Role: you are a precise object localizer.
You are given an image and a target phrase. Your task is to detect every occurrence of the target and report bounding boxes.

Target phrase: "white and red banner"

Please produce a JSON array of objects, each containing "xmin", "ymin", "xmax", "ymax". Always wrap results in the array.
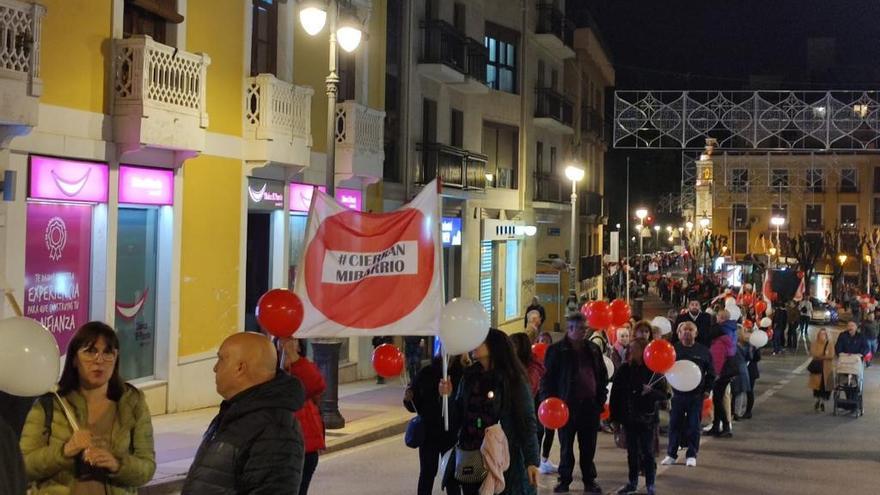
[{"xmin": 293, "ymin": 181, "xmax": 442, "ymax": 337}]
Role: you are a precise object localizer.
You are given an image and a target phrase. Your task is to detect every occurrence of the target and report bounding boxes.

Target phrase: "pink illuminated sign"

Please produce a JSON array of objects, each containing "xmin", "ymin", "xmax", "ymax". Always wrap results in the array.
[
  {"xmin": 336, "ymin": 187, "xmax": 363, "ymax": 211},
  {"xmin": 118, "ymin": 166, "xmax": 174, "ymax": 205},
  {"xmin": 29, "ymin": 155, "xmax": 108, "ymax": 203},
  {"xmin": 289, "ymin": 182, "xmax": 326, "ymax": 212}
]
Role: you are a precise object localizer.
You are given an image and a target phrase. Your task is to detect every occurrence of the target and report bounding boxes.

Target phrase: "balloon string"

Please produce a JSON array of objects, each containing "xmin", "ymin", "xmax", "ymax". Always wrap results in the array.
[
  {"xmin": 5, "ymin": 289, "xmax": 22, "ymax": 317},
  {"xmin": 52, "ymin": 391, "xmax": 80, "ymax": 432},
  {"xmin": 647, "ymin": 372, "xmax": 666, "ymax": 387}
]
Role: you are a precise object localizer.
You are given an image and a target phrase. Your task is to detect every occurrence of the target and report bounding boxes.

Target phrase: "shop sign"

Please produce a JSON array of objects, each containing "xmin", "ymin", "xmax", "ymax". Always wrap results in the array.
[
  {"xmin": 24, "ymin": 202, "xmax": 92, "ymax": 354},
  {"xmin": 548, "ymin": 227, "xmax": 561, "ymax": 236},
  {"xmin": 247, "ymin": 178, "xmax": 285, "ymax": 210},
  {"xmin": 535, "ymin": 272, "xmax": 560, "ymax": 284},
  {"xmin": 29, "ymin": 155, "xmax": 108, "ymax": 203},
  {"xmin": 119, "ymin": 166, "xmax": 174, "ymax": 205},
  {"xmin": 289, "ymin": 182, "xmax": 326, "ymax": 212},
  {"xmin": 441, "ymin": 217, "xmax": 462, "ymax": 246},
  {"xmin": 482, "ymin": 219, "xmax": 524, "ymax": 241},
  {"xmin": 336, "ymin": 187, "xmax": 363, "ymax": 211}
]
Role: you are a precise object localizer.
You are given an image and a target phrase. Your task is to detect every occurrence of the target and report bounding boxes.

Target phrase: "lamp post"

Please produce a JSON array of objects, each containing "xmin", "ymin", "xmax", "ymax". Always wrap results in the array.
[
  {"xmin": 635, "ymin": 208, "xmax": 648, "ymax": 257},
  {"xmin": 653, "ymin": 225, "xmax": 661, "ymax": 251},
  {"xmin": 866, "ymin": 254, "xmax": 872, "ymax": 295},
  {"xmin": 769, "ymin": 246, "xmax": 777, "ymax": 269},
  {"xmin": 299, "ymin": 0, "xmax": 364, "ymax": 430},
  {"xmin": 770, "ymin": 215, "xmax": 785, "ymax": 249},
  {"xmin": 565, "ymin": 165, "xmax": 585, "ymax": 293},
  {"xmin": 838, "ymin": 253, "xmax": 848, "ymax": 301},
  {"xmin": 699, "ymin": 217, "xmax": 710, "ymax": 273}
]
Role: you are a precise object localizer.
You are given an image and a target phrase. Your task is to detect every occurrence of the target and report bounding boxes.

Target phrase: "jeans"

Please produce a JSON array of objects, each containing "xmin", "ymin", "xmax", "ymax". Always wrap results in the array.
[
  {"xmin": 625, "ymin": 422, "xmax": 657, "ymax": 487},
  {"xmin": 712, "ymin": 379, "xmax": 732, "ymax": 431},
  {"xmin": 418, "ymin": 442, "xmax": 459, "ymax": 495},
  {"xmin": 558, "ymin": 405, "xmax": 600, "ymax": 484},
  {"xmin": 299, "ymin": 452, "xmax": 319, "ymax": 495},
  {"xmin": 867, "ymin": 338, "xmax": 878, "ymax": 358},
  {"xmin": 667, "ymin": 394, "xmax": 703, "ymax": 459}
]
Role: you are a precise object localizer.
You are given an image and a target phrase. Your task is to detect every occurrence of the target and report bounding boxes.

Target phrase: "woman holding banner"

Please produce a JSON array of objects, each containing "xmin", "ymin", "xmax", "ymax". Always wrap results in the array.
[
  {"xmin": 439, "ymin": 328, "xmax": 540, "ymax": 495},
  {"xmin": 20, "ymin": 322, "xmax": 156, "ymax": 494}
]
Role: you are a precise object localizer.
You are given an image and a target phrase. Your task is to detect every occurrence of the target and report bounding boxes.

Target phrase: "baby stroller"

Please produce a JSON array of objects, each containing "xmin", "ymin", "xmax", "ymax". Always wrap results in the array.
[{"xmin": 832, "ymin": 353, "xmax": 864, "ymax": 416}]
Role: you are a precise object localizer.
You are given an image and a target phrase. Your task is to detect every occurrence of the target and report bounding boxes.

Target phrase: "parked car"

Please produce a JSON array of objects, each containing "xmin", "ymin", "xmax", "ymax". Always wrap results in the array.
[{"xmin": 810, "ymin": 297, "xmax": 838, "ymax": 324}]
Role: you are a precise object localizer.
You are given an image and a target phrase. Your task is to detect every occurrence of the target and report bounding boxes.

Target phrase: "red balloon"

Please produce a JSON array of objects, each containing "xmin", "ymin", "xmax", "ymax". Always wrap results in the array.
[
  {"xmin": 585, "ymin": 301, "xmax": 613, "ymax": 329},
  {"xmin": 644, "ymin": 339, "xmax": 676, "ymax": 373},
  {"xmin": 256, "ymin": 289, "xmax": 304, "ymax": 338},
  {"xmin": 867, "ymin": 352, "xmax": 874, "ymax": 363},
  {"xmin": 766, "ymin": 328, "xmax": 774, "ymax": 340},
  {"xmin": 754, "ymin": 301, "xmax": 767, "ymax": 316},
  {"xmin": 531, "ymin": 342, "xmax": 549, "ymax": 363},
  {"xmin": 372, "ymin": 344, "xmax": 404, "ymax": 378},
  {"xmin": 702, "ymin": 397, "xmax": 713, "ymax": 417},
  {"xmin": 600, "ymin": 402, "xmax": 610, "ymax": 421},
  {"xmin": 742, "ymin": 294, "xmax": 754, "ymax": 306},
  {"xmin": 538, "ymin": 397, "xmax": 570, "ymax": 429},
  {"xmin": 609, "ymin": 299, "xmax": 631, "ymax": 327},
  {"xmin": 744, "ymin": 319, "xmax": 754, "ymax": 329}
]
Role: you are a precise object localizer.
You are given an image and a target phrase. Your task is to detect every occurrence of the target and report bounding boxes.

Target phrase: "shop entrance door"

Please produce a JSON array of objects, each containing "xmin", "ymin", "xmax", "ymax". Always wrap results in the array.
[{"xmin": 244, "ymin": 212, "xmax": 271, "ymax": 331}]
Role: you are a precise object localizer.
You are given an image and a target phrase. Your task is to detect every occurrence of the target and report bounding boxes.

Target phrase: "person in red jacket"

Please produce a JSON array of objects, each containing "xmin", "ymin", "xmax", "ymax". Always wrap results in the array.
[{"xmin": 280, "ymin": 338, "xmax": 326, "ymax": 495}]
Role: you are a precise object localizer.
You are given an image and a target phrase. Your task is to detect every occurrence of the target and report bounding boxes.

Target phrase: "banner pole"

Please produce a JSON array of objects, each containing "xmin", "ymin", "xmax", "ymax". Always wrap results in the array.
[
  {"xmin": 436, "ymin": 177, "xmax": 450, "ymax": 431},
  {"xmin": 443, "ymin": 353, "xmax": 449, "ymax": 431}
]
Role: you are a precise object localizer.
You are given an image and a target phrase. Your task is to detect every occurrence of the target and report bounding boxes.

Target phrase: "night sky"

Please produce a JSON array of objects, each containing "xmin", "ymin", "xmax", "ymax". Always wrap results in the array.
[{"xmin": 569, "ymin": 0, "xmax": 880, "ymax": 227}]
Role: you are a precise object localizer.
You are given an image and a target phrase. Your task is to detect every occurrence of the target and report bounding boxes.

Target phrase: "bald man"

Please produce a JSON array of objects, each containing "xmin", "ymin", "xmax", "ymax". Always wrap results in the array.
[{"xmin": 182, "ymin": 332, "xmax": 306, "ymax": 494}]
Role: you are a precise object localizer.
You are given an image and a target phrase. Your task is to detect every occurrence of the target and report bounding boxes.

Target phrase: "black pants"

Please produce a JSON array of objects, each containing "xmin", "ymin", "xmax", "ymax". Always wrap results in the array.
[
  {"xmin": 745, "ymin": 375, "xmax": 758, "ymax": 415},
  {"xmin": 537, "ymin": 426, "xmax": 555, "ymax": 458},
  {"xmin": 418, "ymin": 442, "xmax": 459, "ymax": 495},
  {"xmin": 299, "ymin": 452, "xmax": 319, "ymax": 495},
  {"xmin": 667, "ymin": 394, "xmax": 702, "ymax": 458},
  {"xmin": 712, "ymin": 378, "xmax": 731, "ymax": 431},
  {"xmin": 624, "ymin": 422, "xmax": 656, "ymax": 487},
  {"xmin": 797, "ymin": 316, "xmax": 811, "ymax": 346},
  {"xmin": 558, "ymin": 405, "xmax": 599, "ymax": 485}
]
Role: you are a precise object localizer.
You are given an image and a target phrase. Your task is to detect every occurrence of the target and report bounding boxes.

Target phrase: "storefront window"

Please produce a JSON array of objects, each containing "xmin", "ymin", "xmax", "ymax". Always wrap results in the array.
[
  {"xmin": 288, "ymin": 214, "xmax": 308, "ymax": 288},
  {"xmin": 115, "ymin": 208, "xmax": 159, "ymax": 380}
]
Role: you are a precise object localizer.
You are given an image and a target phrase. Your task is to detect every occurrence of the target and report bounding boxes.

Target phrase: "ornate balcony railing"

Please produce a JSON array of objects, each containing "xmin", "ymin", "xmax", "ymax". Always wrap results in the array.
[
  {"xmin": 0, "ymin": 0, "xmax": 43, "ymax": 96},
  {"xmin": 245, "ymin": 74, "xmax": 313, "ymax": 143},
  {"xmin": 417, "ymin": 142, "xmax": 487, "ymax": 190},
  {"xmin": 114, "ymin": 35, "xmax": 210, "ymax": 126},
  {"xmin": 335, "ymin": 100, "xmax": 385, "ymax": 155},
  {"xmin": 535, "ymin": 87, "xmax": 574, "ymax": 127}
]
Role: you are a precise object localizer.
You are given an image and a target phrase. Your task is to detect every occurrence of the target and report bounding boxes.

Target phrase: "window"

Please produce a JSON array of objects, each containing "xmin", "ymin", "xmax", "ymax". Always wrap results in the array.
[
  {"xmin": 250, "ymin": 0, "xmax": 278, "ymax": 76},
  {"xmin": 454, "ymin": 3, "xmax": 466, "ymax": 31},
  {"xmin": 504, "ymin": 240, "xmax": 520, "ymax": 321},
  {"xmin": 807, "ymin": 168, "xmax": 824, "ymax": 192},
  {"xmin": 840, "ymin": 168, "xmax": 858, "ymax": 192},
  {"xmin": 422, "ymin": 98, "xmax": 437, "ymax": 143},
  {"xmin": 730, "ymin": 168, "xmax": 748, "ymax": 192},
  {"xmin": 840, "ymin": 204, "xmax": 858, "ymax": 227},
  {"xmin": 535, "ymin": 141, "xmax": 544, "ymax": 174},
  {"xmin": 732, "ymin": 203, "xmax": 748, "ymax": 228},
  {"xmin": 115, "ymin": 208, "xmax": 159, "ymax": 380},
  {"xmin": 338, "ymin": 51, "xmax": 357, "ymax": 102},
  {"xmin": 482, "ymin": 122, "xmax": 519, "ymax": 189},
  {"xmin": 485, "ymin": 23, "xmax": 518, "ymax": 93},
  {"xmin": 451, "ymin": 109, "xmax": 463, "ymax": 148},
  {"xmin": 123, "ymin": 0, "xmax": 183, "ymax": 44},
  {"xmin": 805, "ymin": 204, "xmax": 823, "ymax": 230},
  {"xmin": 549, "ymin": 146, "xmax": 557, "ymax": 173},
  {"xmin": 771, "ymin": 168, "xmax": 788, "ymax": 191},
  {"xmin": 732, "ymin": 231, "xmax": 748, "ymax": 256}
]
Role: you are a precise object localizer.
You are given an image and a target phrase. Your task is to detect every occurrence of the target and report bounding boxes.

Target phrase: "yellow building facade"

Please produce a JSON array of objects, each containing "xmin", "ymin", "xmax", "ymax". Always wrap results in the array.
[{"xmin": 0, "ymin": 0, "xmax": 387, "ymax": 414}]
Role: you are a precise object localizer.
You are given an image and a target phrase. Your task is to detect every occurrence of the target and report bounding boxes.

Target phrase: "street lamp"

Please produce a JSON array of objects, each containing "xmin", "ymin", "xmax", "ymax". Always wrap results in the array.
[
  {"xmin": 299, "ymin": 0, "xmax": 364, "ymax": 431},
  {"xmin": 635, "ymin": 208, "xmax": 648, "ymax": 257},
  {"xmin": 699, "ymin": 217, "xmax": 710, "ymax": 229},
  {"xmin": 838, "ymin": 254, "xmax": 848, "ymax": 301},
  {"xmin": 686, "ymin": 221, "xmax": 694, "ymax": 231},
  {"xmin": 565, "ymin": 165, "xmax": 585, "ymax": 292},
  {"xmin": 653, "ymin": 225, "xmax": 661, "ymax": 251},
  {"xmin": 866, "ymin": 254, "xmax": 873, "ymax": 294},
  {"xmin": 769, "ymin": 246, "xmax": 777, "ymax": 269},
  {"xmin": 770, "ymin": 215, "xmax": 785, "ymax": 246}
]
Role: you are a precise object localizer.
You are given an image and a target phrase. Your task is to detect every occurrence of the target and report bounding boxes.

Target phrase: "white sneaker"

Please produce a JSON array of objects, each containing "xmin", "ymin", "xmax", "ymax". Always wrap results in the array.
[
  {"xmin": 686, "ymin": 457, "xmax": 697, "ymax": 467},
  {"xmin": 660, "ymin": 456, "xmax": 676, "ymax": 465},
  {"xmin": 538, "ymin": 459, "xmax": 558, "ymax": 474}
]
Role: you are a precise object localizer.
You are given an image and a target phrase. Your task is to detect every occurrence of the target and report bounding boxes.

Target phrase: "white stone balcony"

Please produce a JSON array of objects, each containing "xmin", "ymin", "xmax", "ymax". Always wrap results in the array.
[
  {"xmin": 244, "ymin": 74, "xmax": 313, "ymax": 170},
  {"xmin": 334, "ymin": 101, "xmax": 385, "ymax": 184},
  {"xmin": 112, "ymin": 35, "xmax": 211, "ymax": 166},
  {"xmin": 0, "ymin": 0, "xmax": 44, "ymax": 145}
]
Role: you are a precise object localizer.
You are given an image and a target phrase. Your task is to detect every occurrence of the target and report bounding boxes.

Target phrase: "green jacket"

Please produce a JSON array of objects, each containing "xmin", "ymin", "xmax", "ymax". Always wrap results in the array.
[{"xmin": 19, "ymin": 385, "xmax": 156, "ymax": 494}]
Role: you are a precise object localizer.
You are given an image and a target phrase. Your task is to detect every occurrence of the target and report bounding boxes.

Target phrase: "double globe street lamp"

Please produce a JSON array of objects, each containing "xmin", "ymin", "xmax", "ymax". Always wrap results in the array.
[{"xmin": 565, "ymin": 165, "xmax": 585, "ymax": 292}]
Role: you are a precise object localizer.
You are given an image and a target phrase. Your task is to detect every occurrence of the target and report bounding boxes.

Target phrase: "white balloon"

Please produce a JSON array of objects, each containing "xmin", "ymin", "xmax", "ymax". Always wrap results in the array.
[
  {"xmin": 749, "ymin": 329, "xmax": 769, "ymax": 348},
  {"xmin": 603, "ymin": 355, "xmax": 615, "ymax": 378},
  {"xmin": 727, "ymin": 305, "xmax": 742, "ymax": 321},
  {"xmin": 759, "ymin": 317, "xmax": 772, "ymax": 328},
  {"xmin": 665, "ymin": 359, "xmax": 702, "ymax": 392},
  {"xmin": 0, "ymin": 317, "xmax": 60, "ymax": 396},
  {"xmin": 650, "ymin": 316, "xmax": 672, "ymax": 335},
  {"xmin": 439, "ymin": 298, "xmax": 490, "ymax": 356}
]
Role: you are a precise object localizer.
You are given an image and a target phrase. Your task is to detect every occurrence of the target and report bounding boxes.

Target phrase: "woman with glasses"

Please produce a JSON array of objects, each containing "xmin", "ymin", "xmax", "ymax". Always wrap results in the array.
[{"xmin": 20, "ymin": 321, "xmax": 156, "ymax": 494}]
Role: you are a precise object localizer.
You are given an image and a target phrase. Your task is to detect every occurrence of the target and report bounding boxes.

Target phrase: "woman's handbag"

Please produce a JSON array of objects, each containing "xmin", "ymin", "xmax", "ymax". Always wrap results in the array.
[
  {"xmin": 404, "ymin": 415, "xmax": 425, "ymax": 448},
  {"xmin": 807, "ymin": 342, "xmax": 828, "ymax": 374},
  {"xmin": 454, "ymin": 447, "xmax": 488, "ymax": 484}
]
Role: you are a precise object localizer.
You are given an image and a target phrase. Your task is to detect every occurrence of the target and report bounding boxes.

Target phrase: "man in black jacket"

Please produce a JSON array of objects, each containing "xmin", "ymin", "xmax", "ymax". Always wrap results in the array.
[
  {"xmin": 661, "ymin": 321, "xmax": 715, "ymax": 468},
  {"xmin": 183, "ymin": 332, "xmax": 305, "ymax": 494},
  {"xmin": 672, "ymin": 299, "xmax": 713, "ymax": 347},
  {"xmin": 541, "ymin": 313, "xmax": 609, "ymax": 494}
]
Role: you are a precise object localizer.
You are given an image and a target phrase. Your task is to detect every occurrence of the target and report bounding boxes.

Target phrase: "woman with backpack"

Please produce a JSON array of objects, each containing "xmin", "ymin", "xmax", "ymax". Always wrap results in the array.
[
  {"xmin": 439, "ymin": 329, "xmax": 540, "ymax": 495},
  {"xmin": 19, "ymin": 322, "xmax": 156, "ymax": 494}
]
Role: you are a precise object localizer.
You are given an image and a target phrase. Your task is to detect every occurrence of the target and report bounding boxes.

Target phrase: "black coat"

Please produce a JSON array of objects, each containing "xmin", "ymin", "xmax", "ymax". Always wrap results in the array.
[
  {"xmin": 182, "ymin": 372, "xmax": 306, "ymax": 495},
  {"xmin": 608, "ymin": 362, "xmax": 669, "ymax": 426},
  {"xmin": 540, "ymin": 337, "xmax": 608, "ymax": 410}
]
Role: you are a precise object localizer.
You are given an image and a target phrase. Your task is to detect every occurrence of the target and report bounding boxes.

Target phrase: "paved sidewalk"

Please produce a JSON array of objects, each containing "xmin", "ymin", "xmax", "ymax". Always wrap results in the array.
[{"xmin": 141, "ymin": 378, "xmax": 410, "ymax": 494}]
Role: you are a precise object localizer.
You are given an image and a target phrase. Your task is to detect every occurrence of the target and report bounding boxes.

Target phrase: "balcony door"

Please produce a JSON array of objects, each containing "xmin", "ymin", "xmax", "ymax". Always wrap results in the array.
[
  {"xmin": 123, "ymin": 0, "xmax": 184, "ymax": 44},
  {"xmin": 251, "ymin": 0, "xmax": 278, "ymax": 76}
]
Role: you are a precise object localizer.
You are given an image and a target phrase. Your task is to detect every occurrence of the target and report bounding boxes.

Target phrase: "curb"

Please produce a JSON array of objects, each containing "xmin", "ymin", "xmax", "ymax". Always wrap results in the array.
[{"xmin": 138, "ymin": 418, "xmax": 410, "ymax": 494}]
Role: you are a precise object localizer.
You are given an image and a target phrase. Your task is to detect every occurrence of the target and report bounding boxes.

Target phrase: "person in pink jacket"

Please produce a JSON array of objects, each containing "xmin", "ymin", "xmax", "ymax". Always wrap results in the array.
[{"xmin": 707, "ymin": 325, "xmax": 735, "ymax": 438}]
